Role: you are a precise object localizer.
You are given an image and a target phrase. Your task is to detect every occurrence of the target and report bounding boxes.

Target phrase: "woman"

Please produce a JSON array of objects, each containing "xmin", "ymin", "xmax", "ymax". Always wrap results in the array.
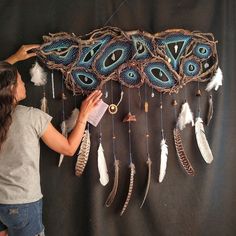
[{"xmin": 0, "ymin": 45, "xmax": 102, "ymax": 236}]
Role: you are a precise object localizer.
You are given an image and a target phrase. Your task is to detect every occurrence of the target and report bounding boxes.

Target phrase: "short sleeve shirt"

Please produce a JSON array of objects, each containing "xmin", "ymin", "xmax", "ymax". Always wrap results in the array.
[{"xmin": 0, "ymin": 105, "xmax": 52, "ymax": 204}]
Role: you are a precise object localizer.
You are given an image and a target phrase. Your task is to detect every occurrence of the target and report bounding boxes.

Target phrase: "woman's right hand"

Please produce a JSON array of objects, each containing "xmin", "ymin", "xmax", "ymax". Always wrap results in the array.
[
  {"xmin": 5, "ymin": 44, "xmax": 40, "ymax": 64},
  {"xmin": 79, "ymin": 90, "xmax": 103, "ymax": 122}
]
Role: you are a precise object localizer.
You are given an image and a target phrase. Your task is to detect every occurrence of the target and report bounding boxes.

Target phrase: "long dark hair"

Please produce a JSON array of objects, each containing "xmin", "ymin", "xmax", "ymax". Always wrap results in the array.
[{"xmin": 0, "ymin": 61, "xmax": 17, "ymax": 150}]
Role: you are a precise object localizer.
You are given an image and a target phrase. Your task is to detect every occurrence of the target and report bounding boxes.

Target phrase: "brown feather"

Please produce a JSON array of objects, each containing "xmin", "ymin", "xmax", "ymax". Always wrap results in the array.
[
  {"xmin": 173, "ymin": 128, "xmax": 195, "ymax": 176},
  {"xmin": 140, "ymin": 157, "xmax": 152, "ymax": 208},
  {"xmin": 105, "ymin": 159, "xmax": 119, "ymax": 207},
  {"xmin": 120, "ymin": 163, "xmax": 136, "ymax": 216},
  {"xmin": 75, "ymin": 129, "xmax": 90, "ymax": 176}
]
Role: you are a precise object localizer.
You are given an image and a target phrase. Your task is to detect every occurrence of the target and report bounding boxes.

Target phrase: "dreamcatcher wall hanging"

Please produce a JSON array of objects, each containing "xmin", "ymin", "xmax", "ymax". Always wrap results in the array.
[{"xmin": 31, "ymin": 26, "xmax": 223, "ymax": 215}]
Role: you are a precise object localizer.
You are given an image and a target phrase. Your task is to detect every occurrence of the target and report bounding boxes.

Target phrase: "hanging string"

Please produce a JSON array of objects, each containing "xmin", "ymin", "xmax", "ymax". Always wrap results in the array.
[
  {"xmin": 172, "ymin": 93, "xmax": 178, "ymax": 121},
  {"xmin": 128, "ymin": 88, "xmax": 133, "ymax": 164},
  {"xmin": 197, "ymin": 80, "xmax": 201, "ymax": 117},
  {"xmin": 160, "ymin": 92, "xmax": 165, "ymax": 140},
  {"xmin": 144, "ymin": 84, "xmax": 150, "ymax": 158},
  {"xmin": 117, "ymin": 84, "xmax": 124, "ymax": 107},
  {"xmin": 104, "ymin": 0, "xmax": 129, "ymax": 26},
  {"xmin": 61, "ymin": 75, "xmax": 65, "ymax": 122},
  {"xmin": 110, "ymin": 80, "xmax": 117, "ymax": 161}
]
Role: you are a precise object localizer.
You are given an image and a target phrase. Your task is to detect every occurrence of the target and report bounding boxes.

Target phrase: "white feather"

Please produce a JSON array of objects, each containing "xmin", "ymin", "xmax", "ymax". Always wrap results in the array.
[
  {"xmin": 195, "ymin": 117, "xmax": 213, "ymax": 164},
  {"xmin": 177, "ymin": 102, "xmax": 194, "ymax": 130},
  {"xmin": 159, "ymin": 139, "xmax": 168, "ymax": 183},
  {"xmin": 30, "ymin": 62, "xmax": 48, "ymax": 86},
  {"xmin": 97, "ymin": 142, "xmax": 109, "ymax": 186},
  {"xmin": 65, "ymin": 108, "xmax": 80, "ymax": 133},
  {"xmin": 205, "ymin": 67, "xmax": 223, "ymax": 92},
  {"xmin": 58, "ymin": 121, "xmax": 68, "ymax": 167},
  {"xmin": 40, "ymin": 96, "xmax": 48, "ymax": 113}
]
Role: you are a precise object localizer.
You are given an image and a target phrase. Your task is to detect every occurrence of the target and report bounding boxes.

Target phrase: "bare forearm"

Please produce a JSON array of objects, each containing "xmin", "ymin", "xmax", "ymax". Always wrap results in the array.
[
  {"xmin": 5, "ymin": 55, "xmax": 18, "ymax": 64},
  {"xmin": 66, "ymin": 113, "xmax": 88, "ymax": 156}
]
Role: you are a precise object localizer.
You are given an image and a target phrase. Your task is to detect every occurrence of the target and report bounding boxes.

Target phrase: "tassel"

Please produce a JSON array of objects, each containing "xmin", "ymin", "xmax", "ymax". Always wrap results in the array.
[
  {"xmin": 195, "ymin": 117, "xmax": 214, "ymax": 164},
  {"xmin": 40, "ymin": 94, "xmax": 48, "ymax": 113},
  {"xmin": 207, "ymin": 95, "xmax": 213, "ymax": 126},
  {"xmin": 205, "ymin": 67, "xmax": 223, "ymax": 92},
  {"xmin": 159, "ymin": 139, "xmax": 168, "ymax": 183},
  {"xmin": 173, "ymin": 128, "xmax": 195, "ymax": 176},
  {"xmin": 176, "ymin": 102, "xmax": 194, "ymax": 130},
  {"xmin": 75, "ymin": 129, "xmax": 91, "ymax": 176},
  {"xmin": 140, "ymin": 157, "xmax": 152, "ymax": 208},
  {"xmin": 30, "ymin": 62, "xmax": 47, "ymax": 86},
  {"xmin": 65, "ymin": 108, "xmax": 80, "ymax": 133},
  {"xmin": 120, "ymin": 163, "xmax": 135, "ymax": 216},
  {"xmin": 58, "ymin": 121, "xmax": 68, "ymax": 167},
  {"xmin": 97, "ymin": 143, "xmax": 109, "ymax": 186},
  {"xmin": 105, "ymin": 160, "xmax": 119, "ymax": 207}
]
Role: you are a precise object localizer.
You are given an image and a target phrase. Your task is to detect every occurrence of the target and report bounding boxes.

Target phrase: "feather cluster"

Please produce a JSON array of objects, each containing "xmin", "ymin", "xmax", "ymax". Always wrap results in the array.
[
  {"xmin": 65, "ymin": 108, "xmax": 80, "ymax": 133},
  {"xmin": 105, "ymin": 160, "xmax": 119, "ymax": 207},
  {"xmin": 120, "ymin": 163, "xmax": 135, "ymax": 216},
  {"xmin": 97, "ymin": 143, "xmax": 109, "ymax": 186},
  {"xmin": 75, "ymin": 129, "xmax": 91, "ymax": 176},
  {"xmin": 159, "ymin": 139, "xmax": 168, "ymax": 183},
  {"xmin": 176, "ymin": 102, "xmax": 194, "ymax": 130},
  {"xmin": 195, "ymin": 117, "xmax": 214, "ymax": 164},
  {"xmin": 30, "ymin": 62, "xmax": 48, "ymax": 86},
  {"xmin": 206, "ymin": 67, "xmax": 223, "ymax": 92},
  {"xmin": 58, "ymin": 108, "xmax": 79, "ymax": 167}
]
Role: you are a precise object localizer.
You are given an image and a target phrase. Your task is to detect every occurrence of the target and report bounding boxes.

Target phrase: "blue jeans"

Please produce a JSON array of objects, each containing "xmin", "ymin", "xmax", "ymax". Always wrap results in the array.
[{"xmin": 0, "ymin": 199, "xmax": 45, "ymax": 236}]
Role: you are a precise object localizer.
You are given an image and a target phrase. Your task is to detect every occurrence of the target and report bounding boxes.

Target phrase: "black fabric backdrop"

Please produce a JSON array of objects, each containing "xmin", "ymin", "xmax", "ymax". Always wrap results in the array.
[{"xmin": 0, "ymin": 0, "xmax": 235, "ymax": 236}]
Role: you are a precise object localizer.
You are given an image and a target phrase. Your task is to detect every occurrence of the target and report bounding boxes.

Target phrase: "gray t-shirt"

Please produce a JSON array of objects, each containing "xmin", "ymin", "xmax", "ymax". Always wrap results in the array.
[{"xmin": 0, "ymin": 105, "xmax": 52, "ymax": 204}]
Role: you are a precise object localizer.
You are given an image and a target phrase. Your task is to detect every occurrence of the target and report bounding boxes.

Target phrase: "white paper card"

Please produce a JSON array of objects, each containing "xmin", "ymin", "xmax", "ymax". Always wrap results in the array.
[{"xmin": 87, "ymin": 100, "xmax": 108, "ymax": 127}]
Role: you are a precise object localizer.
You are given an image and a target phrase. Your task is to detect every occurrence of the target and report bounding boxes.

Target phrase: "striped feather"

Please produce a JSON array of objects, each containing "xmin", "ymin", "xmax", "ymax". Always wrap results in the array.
[
  {"xmin": 75, "ymin": 129, "xmax": 90, "ymax": 176},
  {"xmin": 105, "ymin": 159, "xmax": 119, "ymax": 207},
  {"xmin": 120, "ymin": 163, "xmax": 135, "ymax": 216},
  {"xmin": 173, "ymin": 128, "xmax": 195, "ymax": 176}
]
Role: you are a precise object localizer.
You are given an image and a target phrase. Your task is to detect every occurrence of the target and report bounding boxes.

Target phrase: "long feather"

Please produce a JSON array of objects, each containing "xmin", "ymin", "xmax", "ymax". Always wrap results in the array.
[
  {"xmin": 30, "ymin": 62, "xmax": 47, "ymax": 86},
  {"xmin": 105, "ymin": 159, "xmax": 119, "ymax": 207},
  {"xmin": 75, "ymin": 129, "xmax": 90, "ymax": 176},
  {"xmin": 140, "ymin": 157, "xmax": 152, "ymax": 208},
  {"xmin": 177, "ymin": 102, "xmax": 194, "ymax": 130},
  {"xmin": 207, "ymin": 95, "xmax": 213, "ymax": 126},
  {"xmin": 58, "ymin": 121, "xmax": 68, "ymax": 167},
  {"xmin": 195, "ymin": 117, "xmax": 214, "ymax": 164},
  {"xmin": 97, "ymin": 143, "xmax": 109, "ymax": 186},
  {"xmin": 173, "ymin": 128, "xmax": 195, "ymax": 176},
  {"xmin": 120, "ymin": 163, "xmax": 135, "ymax": 216},
  {"xmin": 159, "ymin": 139, "xmax": 168, "ymax": 183},
  {"xmin": 206, "ymin": 67, "xmax": 223, "ymax": 92}
]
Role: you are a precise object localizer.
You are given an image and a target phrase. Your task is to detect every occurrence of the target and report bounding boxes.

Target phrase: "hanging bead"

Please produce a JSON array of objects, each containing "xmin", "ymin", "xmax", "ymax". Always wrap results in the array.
[
  {"xmin": 172, "ymin": 99, "xmax": 177, "ymax": 106},
  {"xmin": 196, "ymin": 89, "xmax": 201, "ymax": 97},
  {"xmin": 144, "ymin": 102, "xmax": 149, "ymax": 113},
  {"xmin": 61, "ymin": 92, "xmax": 67, "ymax": 100}
]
